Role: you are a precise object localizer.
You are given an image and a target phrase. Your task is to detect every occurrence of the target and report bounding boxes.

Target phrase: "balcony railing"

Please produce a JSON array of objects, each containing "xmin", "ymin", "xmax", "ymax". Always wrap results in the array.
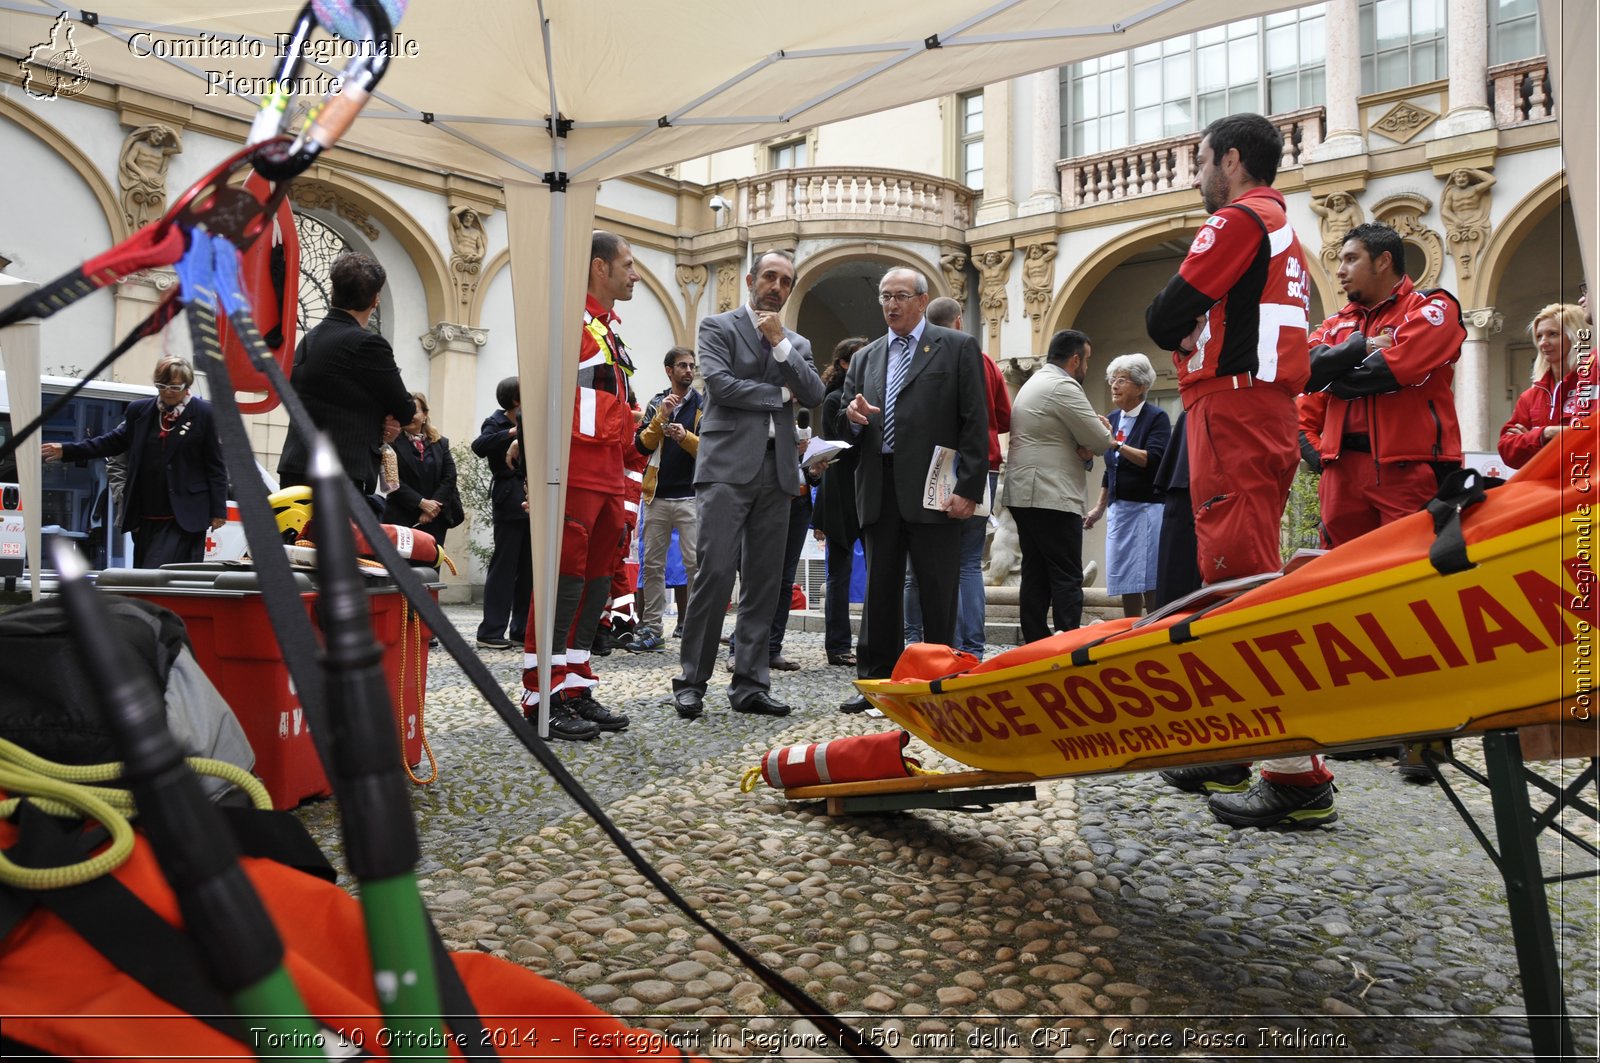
[
  {"xmin": 725, "ymin": 167, "xmax": 975, "ymax": 228},
  {"xmin": 1489, "ymin": 57, "xmax": 1555, "ymax": 126},
  {"xmin": 1059, "ymin": 107, "xmax": 1325, "ymax": 210}
]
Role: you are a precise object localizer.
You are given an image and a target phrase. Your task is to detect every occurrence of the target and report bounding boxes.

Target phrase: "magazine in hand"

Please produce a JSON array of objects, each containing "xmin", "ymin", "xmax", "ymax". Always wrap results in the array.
[{"xmin": 923, "ymin": 445, "xmax": 990, "ymax": 516}]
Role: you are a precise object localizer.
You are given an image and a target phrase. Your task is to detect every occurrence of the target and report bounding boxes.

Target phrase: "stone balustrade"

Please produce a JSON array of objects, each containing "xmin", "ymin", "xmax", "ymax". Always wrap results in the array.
[
  {"xmin": 1489, "ymin": 57, "xmax": 1555, "ymax": 126},
  {"xmin": 723, "ymin": 167, "xmax": 975, "ymax": 228},
  {"xmin": 1058, "ymin": 107, "xmax": 1325, "ymax": 209}
]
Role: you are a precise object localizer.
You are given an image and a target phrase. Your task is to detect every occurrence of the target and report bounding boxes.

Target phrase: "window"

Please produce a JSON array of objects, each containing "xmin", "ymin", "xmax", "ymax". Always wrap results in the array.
[
  {"xmin": 958, "ymin": 91, "xmax": 984, "ymax": 190},
  {"xmin": 1059, "ymin": 6, "xmax": 1323, "ymax": 158},
  {"xmin": 768, "ymin": 138, "xmax": 808, "ymax": 170},
  {"xmin": 1359, "ymin": 0, "xmax": 1448, "ymax": 94},
  {"xmin": 1489, "ymin": 0, "xmax": 1541, "ymax": 64}
]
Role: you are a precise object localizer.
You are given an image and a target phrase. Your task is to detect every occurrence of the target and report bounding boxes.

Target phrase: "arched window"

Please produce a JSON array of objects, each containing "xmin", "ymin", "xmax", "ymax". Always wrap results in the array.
[{"xmin": 294, "ymin": 211, "xmax": 383, "ymax": 336}]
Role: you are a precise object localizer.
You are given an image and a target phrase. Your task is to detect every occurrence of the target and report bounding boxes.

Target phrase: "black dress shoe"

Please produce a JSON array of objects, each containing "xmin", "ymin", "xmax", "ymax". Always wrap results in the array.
[
  {"xmin": 733, "ymin": 692, "xmax": 791, "ymax": 717},
  {"xmin": 672, "ymin": 688, "xmax": 704, "ymax": 720},
  {"xmin": 827, "ymin": 652, "xmax": 856, "ymax": 666},
  {"xmin": 839, "ymin": 693, "xmax": 871, "ymax": 714}
]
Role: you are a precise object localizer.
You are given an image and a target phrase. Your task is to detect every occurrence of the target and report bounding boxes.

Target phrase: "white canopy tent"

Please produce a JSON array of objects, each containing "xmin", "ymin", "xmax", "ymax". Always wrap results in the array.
[{"xmin": 1, "ymin": 1, "xmax": 1591, "ymax": 731}]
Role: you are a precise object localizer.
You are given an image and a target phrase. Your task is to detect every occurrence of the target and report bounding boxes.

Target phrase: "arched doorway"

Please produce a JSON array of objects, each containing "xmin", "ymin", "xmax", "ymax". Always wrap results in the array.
[{"xmin": 795, "ymin": 259, "xmax": 889, "ymax": 368}]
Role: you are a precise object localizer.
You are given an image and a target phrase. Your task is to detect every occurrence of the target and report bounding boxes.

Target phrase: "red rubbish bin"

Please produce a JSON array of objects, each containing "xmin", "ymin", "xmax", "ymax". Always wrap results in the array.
[{"xmin": 96, "ymin": 565, "xmax": 441, "ymax": 809}]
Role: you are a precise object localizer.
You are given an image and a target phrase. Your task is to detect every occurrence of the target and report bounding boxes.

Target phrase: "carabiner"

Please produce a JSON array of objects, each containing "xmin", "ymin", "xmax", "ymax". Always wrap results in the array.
[{"xmin": 250, "ymin": 0, "xmax": 398, "ymax": 182}]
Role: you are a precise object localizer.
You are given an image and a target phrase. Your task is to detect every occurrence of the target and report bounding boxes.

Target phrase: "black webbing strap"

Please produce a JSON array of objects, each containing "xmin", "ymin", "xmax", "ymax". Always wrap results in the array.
[
  {"xmin": 1426, "ymin": 467, "xmax": 1502, "ymax": 574},
  {"xmin": 4, "ymin": 802, "xmax": 244, "ymax": 1043},
  {"xmin": 219, "ymin": 806, "xmax": 337, "ymax": 884},
  {"xmin": 219, "ymin": 294, "xmax": 887, "ymax": 1058}
]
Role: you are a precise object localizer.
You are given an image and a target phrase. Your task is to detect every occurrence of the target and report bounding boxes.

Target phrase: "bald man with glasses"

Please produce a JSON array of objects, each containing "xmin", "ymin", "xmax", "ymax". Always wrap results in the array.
[{"xmin": 834, "ymin": 267, "xmax": 989, "ymax": 710}]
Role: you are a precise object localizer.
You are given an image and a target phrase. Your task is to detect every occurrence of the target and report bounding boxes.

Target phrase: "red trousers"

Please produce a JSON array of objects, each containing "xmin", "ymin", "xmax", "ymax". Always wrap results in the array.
[
  {"xmin": 522, "ymin": 488, "xmax": 625, "ymax": 703},
  {"xmin": 1319, "ymin": 457, "xmax": 1438, "ymax": 548},
  {"xmin": 1186, "ymin": 387, "xmax": 1300, "ymax": 584}
]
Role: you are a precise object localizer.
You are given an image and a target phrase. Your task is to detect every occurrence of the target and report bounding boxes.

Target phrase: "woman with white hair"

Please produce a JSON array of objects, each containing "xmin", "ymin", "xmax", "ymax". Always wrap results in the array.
[
  {"xmin": 1084, "ymin": 353, "xmax": 1171, "ymax": 616},
  {"xmin": 1498, "ymin": 302, "xmax": 1594, "ymax": 469}
]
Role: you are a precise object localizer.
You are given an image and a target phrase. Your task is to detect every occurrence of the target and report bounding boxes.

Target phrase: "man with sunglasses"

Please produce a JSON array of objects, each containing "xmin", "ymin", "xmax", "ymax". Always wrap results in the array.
[{"xmin": 43, "ymin": 356, "xmax": 227, "ymax": 568}]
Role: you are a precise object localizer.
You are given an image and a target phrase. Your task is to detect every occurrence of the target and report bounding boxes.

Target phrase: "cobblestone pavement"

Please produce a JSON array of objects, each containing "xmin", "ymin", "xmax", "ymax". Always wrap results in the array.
[{"xmin": 296, "ymin": 605, "xmax": 1599, "ymax": 1060}]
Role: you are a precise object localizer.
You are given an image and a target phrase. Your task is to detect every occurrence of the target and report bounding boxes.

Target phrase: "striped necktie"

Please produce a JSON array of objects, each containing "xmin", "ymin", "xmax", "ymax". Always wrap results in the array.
[{"xmin": 882, "ymin": 335, "xmax": 911, "ymax": 452}]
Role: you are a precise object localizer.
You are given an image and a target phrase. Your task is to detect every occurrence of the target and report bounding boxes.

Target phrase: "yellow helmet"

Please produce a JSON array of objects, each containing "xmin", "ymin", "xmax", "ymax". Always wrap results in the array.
[{"xmin": 268, "ymin": 485, "xmax": 313, "ymax": 542}]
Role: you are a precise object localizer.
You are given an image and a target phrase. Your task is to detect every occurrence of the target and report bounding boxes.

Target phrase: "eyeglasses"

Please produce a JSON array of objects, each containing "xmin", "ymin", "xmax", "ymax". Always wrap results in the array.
[
  {"xmin": 878, "ymin": 291, "xmax": 919, "ymax": 305},
  {"xmin": 674, "ymin": 362, "xmax": 696, "ymax": 371},
  {"xmin": 155, "ymin": 383, "xmax": 188, "ymax": 393}
]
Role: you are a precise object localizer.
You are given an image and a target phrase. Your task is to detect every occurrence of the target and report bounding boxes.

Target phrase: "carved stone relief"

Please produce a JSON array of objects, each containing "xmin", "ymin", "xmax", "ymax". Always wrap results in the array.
[
  {"xmin": 447, "ymin": 206, "xmax": 487, "ymax": 313},
  {"xmin": 714, "ymin": 262, "xmax": 739, "ymax": 314},
  {"xmin": 1019, "ymin": 242, "xmax": 1057, "ymax": 336},
  {"xmin": 1371, "ymin": 100, "xmax": 1438, "ymax": 145},
  {"xmin": 1441, "ymin": 167, "xmax": 1496, "ymax": 282},
  {"xmin": 287, "ymin": 182, "xmax": 382, "ymax": 241},
  {"xmin": 939, "ymin": 251, "xmax": 969, "ymax": 303},
  {"xmin": 117, "ymin": 124, "xmax": 182, "ymax": 230},
  {"xmin": 1309, "ymin": 190, "xmax": 1364, "ymax": 278},
  {"xmin": 975, "ymin": 248, "xmax": 1013, "ymax": 351},
  {"xmin": 675, "ymin": 263, "xmax": 708, "ymax": 326},
  {"xmin": 1371, "ymin": 192, "xmax": 1445, "ymax": 290}
]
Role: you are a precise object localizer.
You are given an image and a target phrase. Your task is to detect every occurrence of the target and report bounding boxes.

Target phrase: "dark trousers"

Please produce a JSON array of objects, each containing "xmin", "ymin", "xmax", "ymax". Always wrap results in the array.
[
  {"xmin": 858, "ymin": 463, "xmax": 962, "ymax": 679},
  {"xmin": 133, "ymin": 518, "xmax": 204, "ymax": 569},
  {"xmin": 1011, "ymin": 506, "xmax": 1084, "ymax": 643},
  {"xmin": 729, "ymin": 493, "xmax": 812, "ymax": 660},
  {"xmin": 478, "ymin": 517, "xmax": 533, "ymax": 640},
  {"xmin": 823, "ymin": 534, "xmax": 858, "ymax": 656},
  {"xmin": 1154, "ymin": 488, "xmax": 1201, "ymax": 609}
]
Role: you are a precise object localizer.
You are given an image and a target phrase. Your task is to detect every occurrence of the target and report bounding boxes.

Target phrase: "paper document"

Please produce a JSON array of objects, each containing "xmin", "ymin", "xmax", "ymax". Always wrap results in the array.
[
  {"xmin": 803, "ymin": 437, "xmax": 852, "ymax": 467},
  {"xmin": 923, "ymin": 445, "xmax": 990, "ymax": 516}
]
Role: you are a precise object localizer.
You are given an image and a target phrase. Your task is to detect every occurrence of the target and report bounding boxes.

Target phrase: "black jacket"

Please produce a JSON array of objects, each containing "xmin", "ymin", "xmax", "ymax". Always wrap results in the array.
[
  {"xmin": 383, "ymin": 434, "xmax": 463, "ymax": 545},
  {"xmin": 61, "ymin": 396, "xmax": 227, "ymax": 535},
  {"xmin": 470, "ymin": 409, "xmax": 526, "ymax": 523},
  {"xmin": 812, "ymin": 383, "xmax": 860, "ymax": 542},
  {"xmin": 1102, "ymin": 404, "xmax": 1171, "ymax": 504},
  {"xmin": 277, "ymin": 310, "xmax": 415, "ymax": 494}
]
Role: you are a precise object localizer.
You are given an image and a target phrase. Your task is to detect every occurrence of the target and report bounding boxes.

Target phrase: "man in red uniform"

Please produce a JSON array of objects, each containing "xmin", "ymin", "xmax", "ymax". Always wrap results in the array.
[
  {"xmin": 1145, "ymin": 113, "xmax": 1332, "ymax": 829},
  {"xmin": 520, "ymin": 230, "xmax": 638, "ymax": 740},
  {"xmin": 1300, "ymin": 222, "xmax": 1464, "ymax": 546}
]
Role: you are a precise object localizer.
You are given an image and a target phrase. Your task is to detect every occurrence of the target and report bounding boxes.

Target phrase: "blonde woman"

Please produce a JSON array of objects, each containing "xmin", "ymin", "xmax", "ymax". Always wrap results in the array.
[
  {"xmin": 382, "ymin": 391, "xmax": 463, "ymax": 548},
  {"xmin": 1499, "ymin": 303, "xmax": 1594, "ymax": 468}
]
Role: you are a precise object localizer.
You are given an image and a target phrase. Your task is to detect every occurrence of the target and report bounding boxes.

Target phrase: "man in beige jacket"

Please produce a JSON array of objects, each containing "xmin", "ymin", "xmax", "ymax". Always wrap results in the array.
[{"xmin": 1002, "ymin": 328, "xmax": 1114, "ymax": 642}]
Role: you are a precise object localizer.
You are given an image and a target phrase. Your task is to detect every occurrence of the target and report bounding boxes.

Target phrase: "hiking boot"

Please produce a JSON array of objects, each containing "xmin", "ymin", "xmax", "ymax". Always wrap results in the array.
[
  {"xmin": 1159, "ymin": 764, "xmax": 1252, "ymax": 794},
  {"xmin": 566, "ymin": 689, "xmax": 630, "ymax": 732},
  {"xmin": 627, "ymin": 628, "xmax": 666, "ymax": 653},
  {"xmin": 591, "ymin": 626, "xmax": 614, "ymax": 657},
  {"xmin": 1208, "ymin": 779, "xmax": 1338, "ymax": 829},
  {"xmin": 529, "ymin": 703, "xmax": 600, "ymax": 741}
]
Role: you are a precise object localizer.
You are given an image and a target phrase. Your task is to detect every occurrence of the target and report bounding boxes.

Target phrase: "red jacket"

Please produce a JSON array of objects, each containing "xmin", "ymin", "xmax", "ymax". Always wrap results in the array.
[
  {"xmin": 981, "ymin": 351, "xmax": 1011, "ymax": 472},
  {"xmin": 1146, "ymin": 186, "xmax": 1312, "ymax": 403},
  {"xmin": 1499, "ymin": 354, "xmax": 1599, "ymax": 468},
  {"xmin": 1304, "ymin": 276, "xmax": 1465, "ymax": 464},
  {"xmin": 571, "ymin": 294, "xmax": 636, "ymax": 493}
]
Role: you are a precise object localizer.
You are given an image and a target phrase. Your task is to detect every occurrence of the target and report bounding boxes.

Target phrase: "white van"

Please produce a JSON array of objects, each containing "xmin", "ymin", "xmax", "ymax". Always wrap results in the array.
[{"xmin": 0, "ymin": 371, "xmax": 254, "ymax": 573}]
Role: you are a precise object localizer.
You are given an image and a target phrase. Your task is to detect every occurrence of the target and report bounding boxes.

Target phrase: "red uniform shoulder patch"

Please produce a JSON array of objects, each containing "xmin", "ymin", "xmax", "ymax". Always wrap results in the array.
[{"xmin": 1191, "ymin": 227, "xmax": 1216, "ymax": 254}]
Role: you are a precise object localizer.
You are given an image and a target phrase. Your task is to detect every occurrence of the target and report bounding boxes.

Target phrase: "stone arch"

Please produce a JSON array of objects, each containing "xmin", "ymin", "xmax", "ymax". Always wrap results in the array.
[
  {"xmin": 1044, "ymin": 213, "xmax": 1337, "ymax": 339},
  {"xmin": 1472, "ymin": 171, "xmax": 1569, "ymax": 311},
  {"xmin": 631, "ymin": 256, "xmax": 687, "ymax": 347},
  {"xmin": 470, "ymin": 248, "xmax": 512, "ymax": 324},
  {"xmin": 790, "ymin": 242, "xmax": 949, "ymax": 326},
  {"xmin": 289, "ymin": 165, "xmax": 452, "ymax": 325},
  {"xmin": 0, "ymin": 97, "xmax": 128, "ymax": 245}
]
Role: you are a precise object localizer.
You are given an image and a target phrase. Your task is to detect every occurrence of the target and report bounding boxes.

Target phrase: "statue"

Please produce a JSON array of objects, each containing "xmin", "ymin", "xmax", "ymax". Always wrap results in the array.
[
  {"xmin": 118, "ymin": 124, "xmax": 182, "ymax": 230},
  {"xmin": 1020, "ymin": 242, "xmax": 1057, "ymax": 334},
  {"xmin": 448, "ymin": 206, "xmax": 487, "ymax": 278},
  {"xmin": 939, "ymin": 251, "xmax": 969, "ymax": 303},
  {"xmin": 1441, "ymin": 167, "xmax": 1496, "ymax": 281},
  {"xmin": 1310, "ymin": 190, "xmax": 1363, "ymax": 272},
  {"xmin": 976, "ymin": 248, "xmax": 1013, "ymax": 344}
]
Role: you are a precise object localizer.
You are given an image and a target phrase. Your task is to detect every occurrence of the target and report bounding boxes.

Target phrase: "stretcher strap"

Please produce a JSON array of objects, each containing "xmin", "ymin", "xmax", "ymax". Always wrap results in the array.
[{"xmin": 1426, "ymin": 468, "xmax": 1501, "ymax": 575}]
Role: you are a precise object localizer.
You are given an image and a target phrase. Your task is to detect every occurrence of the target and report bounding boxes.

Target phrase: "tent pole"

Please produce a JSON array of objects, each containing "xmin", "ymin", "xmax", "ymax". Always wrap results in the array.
[{"xmin": 536, "ymin": 155, "xmax": 568, "ymax": 741}]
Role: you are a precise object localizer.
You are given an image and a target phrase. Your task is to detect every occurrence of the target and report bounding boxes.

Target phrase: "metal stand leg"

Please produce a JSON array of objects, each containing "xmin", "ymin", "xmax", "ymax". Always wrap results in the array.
[{"xmin": 1482, "ymin": 730, "xmax": 1576, "ymax": 1060}]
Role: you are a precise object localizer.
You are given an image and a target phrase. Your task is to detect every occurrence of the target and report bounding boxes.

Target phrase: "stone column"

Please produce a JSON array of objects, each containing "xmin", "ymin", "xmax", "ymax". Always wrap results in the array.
[
  {"xmin": 1437, "ymin": 0, "xmax": 1494, "ymax": 137},
  {"xmin": 973, "ymin": 80, "xmax": 1014, "ymax": 225},
  {"xmin": 1021, "ymin": 70, "xmax": 1061, "ymax": 216},
  {"xmin": 1310, "ymin": 0, "xmax": 1366, "ymax": 161},
  {"xmin": 1458, "ymin": 307, "xmax": 1503, "ymax": 452},
  {"xmin": 421, "ymin": 322, "xmax": 487, "ymax": 598}
]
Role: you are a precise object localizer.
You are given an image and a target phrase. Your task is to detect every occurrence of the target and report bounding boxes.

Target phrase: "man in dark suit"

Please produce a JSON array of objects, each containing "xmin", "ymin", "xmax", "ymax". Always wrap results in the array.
[
  {"xmin": 671, "ymin": 250, "xmax": 825, "ymax": 721},
  {"xmin": 43, "ymin": 356, "xmax": 227, "ymax": 568},
  {"xmin": 276, "ymin": 252, "xmax": 415, "ymax": 496},
  {"xmin": 473, "ymin": 376, "xmax": 530, "ymax": 649},
  {"xmin": 835, "ymin": 267, "xmax": 988, "ymax": 711}
]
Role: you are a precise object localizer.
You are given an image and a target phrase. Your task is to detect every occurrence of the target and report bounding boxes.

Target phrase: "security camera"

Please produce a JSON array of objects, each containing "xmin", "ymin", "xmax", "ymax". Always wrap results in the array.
[{"xmin": 708, "ymin": 194, "xmax": 731, "ymax": 213}]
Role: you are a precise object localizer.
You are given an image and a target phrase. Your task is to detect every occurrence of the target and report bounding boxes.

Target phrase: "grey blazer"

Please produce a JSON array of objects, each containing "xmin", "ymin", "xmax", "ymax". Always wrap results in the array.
[
  {"xmin": 1003, "ymin": 362, "xmax": 1115, "ymax": 515},
  {"xmin": 831, "ymin": 322, "xmax": 989, "ymax": 527},
  {"xmin": 692, "ymin": 306, "xmax": 825, "ymax": 494}
]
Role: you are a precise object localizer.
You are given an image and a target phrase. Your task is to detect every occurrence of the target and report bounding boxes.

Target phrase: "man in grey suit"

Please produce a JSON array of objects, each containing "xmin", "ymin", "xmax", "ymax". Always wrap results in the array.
[
  {"xmin": 671, "ymin": 250, "xmax": 825, "ymax": 720},
  {"xmin": 835, "ymin": 267, "xmax": 988, "ymax": 711}
]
